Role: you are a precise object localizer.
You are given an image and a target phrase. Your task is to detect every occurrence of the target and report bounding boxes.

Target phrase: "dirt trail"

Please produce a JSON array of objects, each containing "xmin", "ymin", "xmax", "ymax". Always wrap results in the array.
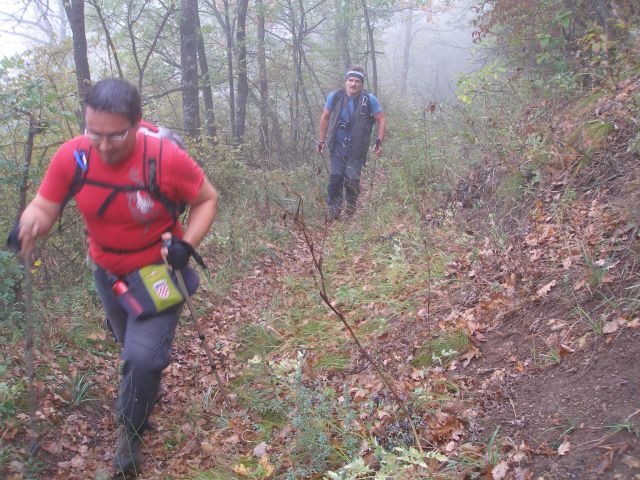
[{"xmin": 19, "ymin": 179, "xmax": 640, "ymax": 480}]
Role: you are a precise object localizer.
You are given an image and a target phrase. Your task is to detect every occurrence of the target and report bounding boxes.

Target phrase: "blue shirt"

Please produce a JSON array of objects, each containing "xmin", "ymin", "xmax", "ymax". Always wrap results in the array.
[{"xmin": 325, "ymin": 91, "xmax": 382, "ymax": 146}]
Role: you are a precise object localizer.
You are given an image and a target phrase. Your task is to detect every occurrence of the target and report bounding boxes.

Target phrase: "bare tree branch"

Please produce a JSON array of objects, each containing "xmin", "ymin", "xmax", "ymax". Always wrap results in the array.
[{"xmin": 87, "ymin": 0, "xmax": 123, "ymax": 78}]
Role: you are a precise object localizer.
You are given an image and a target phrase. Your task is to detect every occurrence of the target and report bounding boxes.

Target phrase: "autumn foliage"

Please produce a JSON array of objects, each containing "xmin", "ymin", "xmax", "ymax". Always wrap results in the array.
[{"xmin": 2, "ymin": 2, "xmax": 640, "ymax": 479}]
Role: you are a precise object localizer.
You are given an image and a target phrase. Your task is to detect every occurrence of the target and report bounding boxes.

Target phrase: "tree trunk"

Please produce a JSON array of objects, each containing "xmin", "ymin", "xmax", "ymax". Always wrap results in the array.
[
  {"xmin": 256, "ymin": 0, "xmax": 270, "ymax": 156},
  {"xmin": 195, "ymin": 8, "xmax": 217, "ymax": 142},
  {"xmin": 63, "ymin": 0, "xmax": 91, "ymax": 131},
  {"xmin": 400, "ymin": 11, "xmax": 413, "ymax": 95},
  {"xmin": 224, "ymin": 0, "xmax": 236, "ymax": 140},
  {"xmin": 335, "ymin": 0, "xmax": 351, "ymax": 71},
  {"xmin": 235, "ymin": 0, "xmax": 249, "ymax": 143},
  {"xmin": 360, "ymin": 0, "xmax": 377, "ymax": 94},
  {"xmin": 180, "ymin": 0, "xmax": 201, "ymax": 139},
  {"xmin": 248, "ymin": 88, "xmax": 284, "ymax": 156},
  {"xmin": 206, "ymin": 0, "xmax": 236, "ymax": 141},
  {"xmin": 18, "ymin": 117, "xmax": 39, "ymax": 215}
]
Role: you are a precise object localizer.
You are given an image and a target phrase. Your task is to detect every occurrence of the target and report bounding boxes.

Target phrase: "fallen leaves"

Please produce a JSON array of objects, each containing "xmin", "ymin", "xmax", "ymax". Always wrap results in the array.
[
  {"xmin": 602, "ymin": 316, "xmax": 639, "ymax": 334},
  {"xmin": 232, "ymin": 455, "xmax": 275, "ymax": 478},
  {"xmin": 536, "ymin": 280, "xmax": 556, "ymax": 298},
  {"xmin": 492, "ymin": 461, "xmax": 509, "ymax": 479},
  {"xmin": 460, "ymin": 344, "xmax": 481, "ymax": 367},
  {"xmin": 557, "ymin": 438, "xmax": 571, "ymax": 456},
  {"xmin": 253, "ymin": 442, "xmax": 269, "ymax": 457}
]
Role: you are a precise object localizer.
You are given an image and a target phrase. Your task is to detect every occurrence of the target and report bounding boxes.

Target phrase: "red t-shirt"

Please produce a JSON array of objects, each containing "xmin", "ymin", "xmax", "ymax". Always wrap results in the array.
[{"xmin": 39, "ymin": 133, "xmax": 205, "ymax": 275}]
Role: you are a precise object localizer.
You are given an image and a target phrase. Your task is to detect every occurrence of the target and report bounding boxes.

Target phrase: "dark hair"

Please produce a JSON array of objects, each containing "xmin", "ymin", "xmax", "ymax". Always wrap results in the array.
[
  {"xmin": 350, "ymin": 65, "xmax": 365, "ymax": 74},
  {"xmin": 84, "ymin": 79, "xmax": 142, "ymax": 125}
]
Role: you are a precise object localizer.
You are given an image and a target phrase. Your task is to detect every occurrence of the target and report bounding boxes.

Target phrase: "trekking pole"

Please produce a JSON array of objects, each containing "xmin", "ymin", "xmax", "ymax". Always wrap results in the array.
[
  {"xmin": 22, "ymin": 255, "xmax": 42, "ymax": 454},
  {"xmin": 368, "ymin": 153, "xmax": 378, "ymax": 207},
  {"xmin": 7, "ymin": 222, "xmax": 40, "ymax": 452},
  {"xmin": 173, "ymin": 269, "xmax": 227, "ymax": 402},
  {"xmin": 319, "ymin": 150, "xmax": 329, "ymax": 175}
]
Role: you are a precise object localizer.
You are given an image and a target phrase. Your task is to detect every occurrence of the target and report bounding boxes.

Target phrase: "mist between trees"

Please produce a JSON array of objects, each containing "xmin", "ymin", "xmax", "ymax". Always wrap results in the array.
[
  {"xmin": 0, "ymin": 0, "xmax": 479, "ymax": 286},
  {"xmin": 1, "ymin": 0, "xmax": 640, "ymax": 477},
  {"xmin": 0, "ymin": 0, "xmax": 476, "ymax": 159}
]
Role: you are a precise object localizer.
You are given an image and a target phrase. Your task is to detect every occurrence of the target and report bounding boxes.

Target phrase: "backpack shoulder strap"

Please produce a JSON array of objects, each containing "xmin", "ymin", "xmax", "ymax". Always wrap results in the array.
[
  {"xmin": 359, "ymin": 90, "xmax": 372, "ymax": 115},
  {"xmin": 58, "ymin": 139, "xmax": 92, "ymax": 230},
  {"xmin": 142, "ymin": 135, "xmax": 185, "ymax": 224},
  {"xmin": 331, "ymin": 89, "xmax": 345, "ymax": 110},
  {"xmin": 145, "ymin": 133, "xmax": 162, "ymax": 195}
]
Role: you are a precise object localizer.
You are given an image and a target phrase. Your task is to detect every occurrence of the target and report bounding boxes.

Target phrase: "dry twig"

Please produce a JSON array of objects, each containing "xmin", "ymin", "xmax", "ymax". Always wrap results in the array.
[{"xmin": 277, "ymin": 195, "xmax": 424, "ymax": 453}]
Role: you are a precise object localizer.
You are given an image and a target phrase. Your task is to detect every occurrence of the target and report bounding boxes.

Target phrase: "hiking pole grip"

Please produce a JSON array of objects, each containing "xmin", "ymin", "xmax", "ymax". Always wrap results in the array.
[{"xmin": 173, "ymin": 269, "xmax": 227, "ymax": 401}]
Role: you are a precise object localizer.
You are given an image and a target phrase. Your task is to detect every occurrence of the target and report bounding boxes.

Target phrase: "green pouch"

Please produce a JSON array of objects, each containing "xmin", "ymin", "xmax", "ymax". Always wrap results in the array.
[{"xmin": 125, "ymin": 264, "xmax": 185, "ymax": 318}]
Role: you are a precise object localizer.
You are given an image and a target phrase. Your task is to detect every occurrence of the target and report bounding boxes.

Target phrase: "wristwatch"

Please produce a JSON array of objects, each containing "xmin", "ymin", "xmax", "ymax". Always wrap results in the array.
[{"xmin": 375, "ymin": 139, "xmax": 382, "ymax": 148}]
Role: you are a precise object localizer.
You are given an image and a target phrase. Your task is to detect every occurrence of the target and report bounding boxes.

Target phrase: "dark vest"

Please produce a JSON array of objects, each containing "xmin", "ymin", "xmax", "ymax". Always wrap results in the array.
[{"xmin": 326, "ymin": 89, "xmax": 374, "ymax": 159}]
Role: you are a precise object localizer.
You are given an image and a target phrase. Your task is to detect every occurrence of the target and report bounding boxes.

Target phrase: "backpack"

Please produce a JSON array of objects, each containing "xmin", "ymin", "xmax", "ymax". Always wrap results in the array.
[
  {"xmin": 59, "ymin": 125, "xmax": 185, "ymax": 254},
  {"xmin": 139, "ymin": 120, "xmax": 186, "ymax": 150}
]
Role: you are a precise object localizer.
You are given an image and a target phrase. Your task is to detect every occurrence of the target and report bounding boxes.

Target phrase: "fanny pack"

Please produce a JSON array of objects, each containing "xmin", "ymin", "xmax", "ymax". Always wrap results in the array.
[{"xmin": 114, "ymin": 264, "xmax": 199, "ymax": 320}]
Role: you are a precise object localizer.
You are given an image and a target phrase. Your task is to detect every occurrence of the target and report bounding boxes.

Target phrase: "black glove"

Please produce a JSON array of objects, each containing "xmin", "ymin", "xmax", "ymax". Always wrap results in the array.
[
  {"xmin": 165, "ymin": 238, "xmax": 206, "ymax": 270},
  {"xmin": 6, "ymin": 222, "xmax": 21, "ymax": 253},
  {"xmin": 166, "ymin": 239, "xmax": 192, "ymax": 269}
]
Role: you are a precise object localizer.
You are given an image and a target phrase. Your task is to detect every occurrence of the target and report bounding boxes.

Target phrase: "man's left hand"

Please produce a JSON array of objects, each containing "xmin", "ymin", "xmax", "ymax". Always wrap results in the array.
[
  {"xmin": 373, "ymin": 139, "xmax": 383, "ymax": 156},
  {"xmin": 161, "ymin": 232, "xmax": 193, "ymax": 270}
]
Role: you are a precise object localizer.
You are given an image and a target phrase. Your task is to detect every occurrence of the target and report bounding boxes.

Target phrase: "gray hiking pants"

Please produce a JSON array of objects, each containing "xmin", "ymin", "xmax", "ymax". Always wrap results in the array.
[
  {"xmin": 327, "ymin": 146, "xmax": 365, "ymax": 218},
  {"xmin": 92, "ymin": 262, "xmax": 181, "ymax": 435}
]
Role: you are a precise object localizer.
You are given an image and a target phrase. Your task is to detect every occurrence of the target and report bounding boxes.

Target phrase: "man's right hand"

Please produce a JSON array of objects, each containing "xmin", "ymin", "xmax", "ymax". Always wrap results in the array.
[
  {"xmin": 316, "ymin": 142, "xmax": 325, "ymax": 154},
  {"xmin": 14, "ymin": 194, "xmax": 61, "ymax": 258},
  {"xmin": 17, "ymin": 216, "xmax": 41, "ymax": 259}
]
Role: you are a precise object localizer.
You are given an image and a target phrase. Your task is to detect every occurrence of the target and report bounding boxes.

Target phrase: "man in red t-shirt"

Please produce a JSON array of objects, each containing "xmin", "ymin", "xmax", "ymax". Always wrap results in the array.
[{"xmin": 16, "ymin": 79, "xmax": 218, "ymax": 476}]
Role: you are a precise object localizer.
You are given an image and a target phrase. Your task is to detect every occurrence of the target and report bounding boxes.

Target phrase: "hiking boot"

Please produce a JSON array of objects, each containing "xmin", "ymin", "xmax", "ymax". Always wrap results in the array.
[
  {"xmin": 344, "ymin": 203, "xmax": 356, "ymax": 218},
  {"xmin": 143, "ymin": 418, "xmax": 156, "ymax": 431},
  {"xmin": 113, "ymin": 429, "xmax": 143, "ymax": 476}
]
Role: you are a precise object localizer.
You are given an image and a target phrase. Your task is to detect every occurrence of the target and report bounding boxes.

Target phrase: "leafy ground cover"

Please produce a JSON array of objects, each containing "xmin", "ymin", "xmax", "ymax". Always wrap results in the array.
[{"xmin": 2, "ymin": 51, "xmax": 640, "ymax": 480}]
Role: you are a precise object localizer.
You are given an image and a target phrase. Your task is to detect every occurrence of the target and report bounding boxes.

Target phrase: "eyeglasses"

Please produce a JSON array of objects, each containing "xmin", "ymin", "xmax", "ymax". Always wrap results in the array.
[{"xmin": 84, "ymin": 127, "xmax": 132, "ymax": 143}]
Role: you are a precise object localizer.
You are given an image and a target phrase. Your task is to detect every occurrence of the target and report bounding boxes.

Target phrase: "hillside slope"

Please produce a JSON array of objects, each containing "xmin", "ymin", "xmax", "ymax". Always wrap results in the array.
[{"xmin": 2, "ymin": 70, "xmax": 639, "ymax": 480}]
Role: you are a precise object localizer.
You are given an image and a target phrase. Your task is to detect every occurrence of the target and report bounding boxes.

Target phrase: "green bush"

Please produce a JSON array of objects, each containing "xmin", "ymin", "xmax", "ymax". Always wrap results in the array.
[{"xmin": 0, "ymin": 251, "xmax": 24, "ymax": 333}]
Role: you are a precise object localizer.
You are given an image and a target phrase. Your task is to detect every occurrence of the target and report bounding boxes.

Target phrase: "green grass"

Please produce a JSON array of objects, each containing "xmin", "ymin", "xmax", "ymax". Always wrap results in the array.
[
  {"xmin": 486, "ymin": 426, "xmax": 502, "ymax": 465},
  {"xmin": 65, "ymin": 369, "xmax": 95, "ymax": 406},
  {"xmin": 607, "ymin": 419, "xmax": 639, "ymax": 436},
  {"xmin": 192, "ymin": 467, "xmax": 244, "ymax": 480},
  {"xmin": 255, "ymin": 410, "xmax": 288, "ymax": 438},
  {"xmin": 316, "ymin": 352, "xmax": 351, "ymax": 371},
  {"xmin": 356, "ymin": 317, "xmax": 388, "ymax": 337},
  {"xmin": 236, "ymin": 324, "xmax": 282, "ymax": 362},
  {"xmin": 411, "ymin": 331, "xmax": 470, "ymax": 368},
  {"xmin": 0, "ymin": 379, "xmax": 25, "ymax": 428}
]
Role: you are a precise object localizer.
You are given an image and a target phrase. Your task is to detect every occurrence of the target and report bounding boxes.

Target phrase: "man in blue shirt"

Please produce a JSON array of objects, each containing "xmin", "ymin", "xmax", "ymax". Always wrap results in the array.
[{"xmin": 317, "ymin": 66, "xmax": 386, "ymax": 220}]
